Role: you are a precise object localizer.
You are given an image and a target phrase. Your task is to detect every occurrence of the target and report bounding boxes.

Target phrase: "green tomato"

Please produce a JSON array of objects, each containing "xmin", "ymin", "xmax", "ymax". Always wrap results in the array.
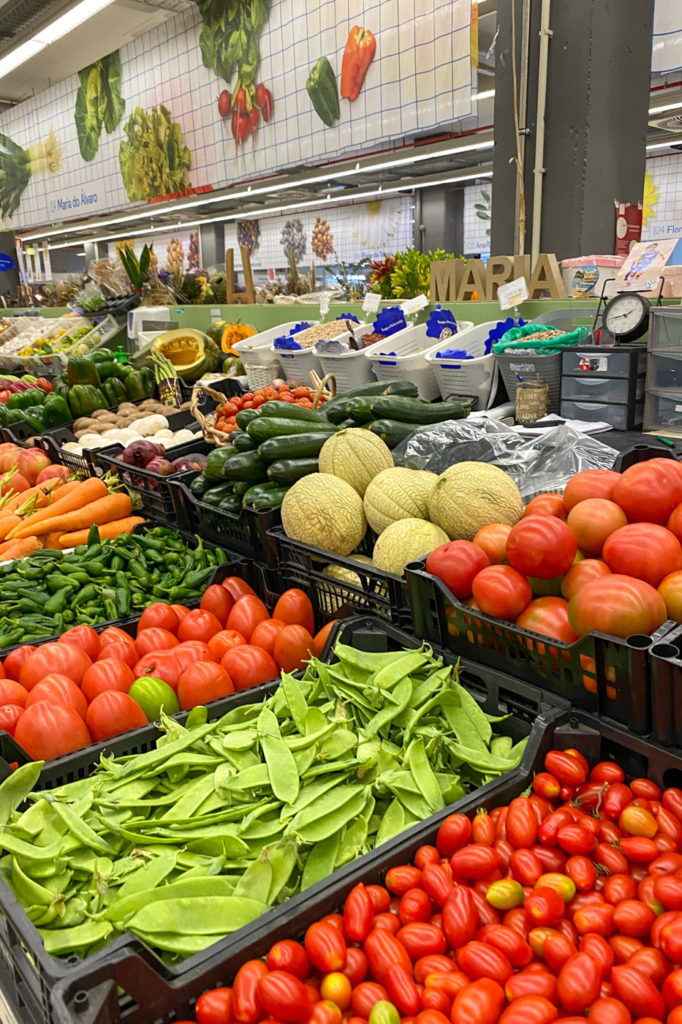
[{"xmin": 128, "ymin": 676, "xmax": 179, "ymax": 720}]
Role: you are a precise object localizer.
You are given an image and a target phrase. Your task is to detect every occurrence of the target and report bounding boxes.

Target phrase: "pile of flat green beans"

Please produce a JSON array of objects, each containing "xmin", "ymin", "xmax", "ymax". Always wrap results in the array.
[
  {"xmin": 0, "ymin": 641, "xmax": 526, "ymax": 961},
  {"xmin": 0, "ymin": 527, "xmax": 228, "ymax": 646}
]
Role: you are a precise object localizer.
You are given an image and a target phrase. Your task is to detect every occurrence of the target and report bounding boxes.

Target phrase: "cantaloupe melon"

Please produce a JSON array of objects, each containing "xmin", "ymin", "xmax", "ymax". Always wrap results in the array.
[
  {"xmin": 428, "ymin": 462, "xmax": 523, "ymax": 541},
  {"xmin": 364, "ymin": 467, "xmax": 438, "ymax": 534},
  {"xmin": 282, "ymin": 473, "xmax": 366, "ymax": 555},
  {"xmin": 373, "ymin": 518, "xmax": 449, "ymax": 576},
  {"xmin": 319, "ymin": 428, "xmax": 394, "ymax": 497}
]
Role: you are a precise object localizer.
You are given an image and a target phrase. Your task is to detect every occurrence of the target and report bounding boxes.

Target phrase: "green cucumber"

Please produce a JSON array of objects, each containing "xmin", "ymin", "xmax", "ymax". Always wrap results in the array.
[
  {"xmin": 236, "ymin": 408, "xmax": 260, "ymax": 429},
  {"xmin": 218, "ymin": 494, "xmax": 243, "ymax": 514},
  {"xmin": 202, "ymin": 482, "xmax": 238, "ymax": 507},
  {"xmin": 267, "ymin": 458, "xmax": 319, "ymax": 485},
  {"xmin": 247, "ymin": 416, "xmax": 338, "ymax": 443},
  {"xmin": 231, "ymin": 430, "xmax": 257, "ymax": 452},
  {"xmin": 369, "ymin": 396, "xmax": 471, "ymax": 424},
  {"xmin": 336, "ymin": 418, "xmax": 357, "ymax": 429},
  {"xmin": 257, "ymin": 431, "xmax": 331, "ymax": 461},
  {"xmin": 231, "ymin": 480, "xmax": 252, "ymax": 496},
  {"xmin": 221, "ymin": 450, "xmax": 270, "ymax": 483},
  {"xmin": 322, "ymin": 380, "xmax": 419, "ymax": 423},
  {"xmin": 368, "ymin": 419, "xmax": 416, "ymax": 448},
  {"xmin": 259, "ymin": 400, "xmax": 326, "ymax": 422},
  {"xmin": 243, "ymin": 483, "xmax": 289, "ymax": 510},
  {"xmin": 344, "ymin": 397, "xmax": 375, "ymax": 424},
  {"xmin": 190, "ymin": 475, "xmax": 211, "ymax": 498},
  {"xmin": 203, "ymin": 446, "xmax": 242, "ymax": 483}
]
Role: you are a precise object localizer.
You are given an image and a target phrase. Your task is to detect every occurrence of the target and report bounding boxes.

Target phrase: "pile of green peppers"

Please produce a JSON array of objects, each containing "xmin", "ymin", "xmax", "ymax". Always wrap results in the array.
[{"xmin": 0, "ymin": 526, "xmax": 228, "ymax": 647}]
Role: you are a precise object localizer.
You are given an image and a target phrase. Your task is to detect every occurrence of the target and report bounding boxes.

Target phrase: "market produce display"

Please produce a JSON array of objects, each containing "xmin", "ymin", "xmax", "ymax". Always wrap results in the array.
[
  {"xmin": 424, "ymin": 458, "xmax": 682, "ymax": 641},
  {"xmin": 0, "ymin": 633, "xmax": 526, "ymax": 958},
  {"xmin": 0, "ymin": 526, "xmax": 225, "ymax": 647},
  {"xmin": 0, "ymin": 580, "xmax": 324, "ymax": 760},
  {"xmin": 150, "ymin": 329, "xmax": 221, "ymax": 381},
  {"xmin": 149, "ymin": 745, "xmax": 682, "ymax": 1024},
  {"xmin": 66, "ymin": 408, "xmax": 197, "ymax": 455}
]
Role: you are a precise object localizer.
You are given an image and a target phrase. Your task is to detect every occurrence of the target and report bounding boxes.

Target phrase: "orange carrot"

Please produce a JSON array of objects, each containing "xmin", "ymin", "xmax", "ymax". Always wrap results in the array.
[
  {"xmin": 46, "ymin": 479, "xmax": 81, "ymax": 504},
  {"xmin": 0, "ymin": 537, "xmax": 43, "ymax": 561},
  {"xmin": 43, "ymin": 531, "xmax": 64, "ymax": 549},
  {"xmin": 55, "ymin": 516, "xmax": 145, "ymax": 548},
  {"xmin": 0, "ymin": 515, "xmax": 22, "ymax": 541},
  {"xmin": 12, "ymin": 492, "xmax": 133, "ymax": 540},
  {"xmin": 8, "ymin": 478, "xmax": 108, "ymax": 539}
]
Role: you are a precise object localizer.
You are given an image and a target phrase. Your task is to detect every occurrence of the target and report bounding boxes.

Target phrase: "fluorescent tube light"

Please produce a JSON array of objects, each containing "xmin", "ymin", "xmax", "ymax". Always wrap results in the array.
[
  {"xmin": 646, "ymin": 141, "xmax": 677, "ymax": 151},
  {"xmin": 649, "ymin": 100, "xmax": 682, "ymax": 115},
  {"xmin": 472, "ymin": 90, "xmax": 495, "ymax": 101},
  {"xmin": 0, "ymin": 0, "xmax": 115, "ymax": 81}
]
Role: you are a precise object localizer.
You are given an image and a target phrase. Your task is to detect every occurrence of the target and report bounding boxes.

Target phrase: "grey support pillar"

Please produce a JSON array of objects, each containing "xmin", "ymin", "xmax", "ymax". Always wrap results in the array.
[
  {"xmin": 414, "ymin": 186, "xmax": 464, "ymax": 254},
  {"xmin": 492, "ymin": 0, "xmax": 654, "ymax": 260}
]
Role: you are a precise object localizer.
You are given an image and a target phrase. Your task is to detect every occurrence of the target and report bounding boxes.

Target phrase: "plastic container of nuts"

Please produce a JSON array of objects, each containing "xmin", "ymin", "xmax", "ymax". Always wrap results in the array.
[{"xmin": 273, "ymin": 319, "xmax": 367, "ymax": 382}]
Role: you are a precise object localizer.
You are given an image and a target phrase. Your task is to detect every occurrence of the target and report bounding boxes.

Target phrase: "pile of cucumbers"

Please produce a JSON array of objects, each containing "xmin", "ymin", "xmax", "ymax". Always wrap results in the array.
[{"xmin": 188, "ymin": 381, "xmax": 471, "ymax": 515}]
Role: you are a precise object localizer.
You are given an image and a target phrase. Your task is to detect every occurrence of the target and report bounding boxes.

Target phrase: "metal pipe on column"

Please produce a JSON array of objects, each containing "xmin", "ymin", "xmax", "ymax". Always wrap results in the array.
[{"xmin": 531, "ymin": 0, "xmax": 552, "ymax": 266}]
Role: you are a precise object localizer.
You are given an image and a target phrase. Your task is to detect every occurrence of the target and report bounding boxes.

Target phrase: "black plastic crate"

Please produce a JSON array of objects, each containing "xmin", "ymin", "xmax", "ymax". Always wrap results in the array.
[
  {"xmin": 0, "ymin": 615, "xmax": 567, "ymax": 1024},
  {"xmin": 177, "ymin": 475, "xmax": 281, "ymax": 566},
  {"xmin": 269, "ymin": 526, "xmax": 413, "ymax": 628},
  {"xmin": 649, "ymin": 627, "xmax": 682, "ymax": 749},
  {"xmin": 48, "ymin": 698, "xmax": 682, "ymax": 1024},
  {"xmin": 612, "ymin": 442, "xmax": 681, "ymax": 472},
  {"xmin": 406, "ymin": 559, "xmax": 672, "ymax": 732}
]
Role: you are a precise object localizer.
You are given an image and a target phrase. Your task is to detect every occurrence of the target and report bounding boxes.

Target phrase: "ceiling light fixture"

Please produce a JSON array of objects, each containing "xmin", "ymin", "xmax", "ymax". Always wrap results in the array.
[
  {"xmin": 646, "ymin": 141, "xmax": 678, "ymax": 151},
  {"xmin": 48, "ymin": 167, "xmax": 493, "ymax": 250},
  {"xmin": 649, "ymin": 100, "xmax": 682, "ymax": 115},
  {"xmin": 472, "ymin": 89, "xmax": 495, "ymax": 101},
  {"xmin": 0, "ymin": 0, "xmax": 116, "ymax": 81},
  {"xmin": 22, "ymin": 135, "xmax": 493, "ymax": 242}
]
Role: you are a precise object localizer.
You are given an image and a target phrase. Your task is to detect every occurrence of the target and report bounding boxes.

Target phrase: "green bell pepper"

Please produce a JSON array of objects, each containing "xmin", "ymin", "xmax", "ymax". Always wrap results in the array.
[
  {"xmin": 68, "ymin": 384, "xmax": 107, "ymax": 418},
  {"xmin": 96, "ymin": 360, "xmax": 125, "ymax": 381},
  {"xmin": 140, "ymin": 366, "xmax": 155, "ymax": 396},
  {"xmin": 22, "ymin": 405, "xmax": 46, "ymax": 431},
  {"xmin": 123, "ymin": 370, "xmax": 149, "ymax": 402},
  {"xmin": 4, "ymin": 408, "xmax": 24, "ymax": 424},
  {"xmin": 7, "ymin": 388, "xmax": 46, "ymax": 410},
  {"xmin": 42, "ymin": 394, "xmax": 72, "ymax": 428},
  {"xmin": 306, "ymin": 56, "xmax": 340, "ymax": 126},
  {"xmin": 0, "ymin": 405, "xmax": 9, "ymax": 426},
  {"xmin": 91, "ymin": 349, "xmax": 114, "ymax": 364},
  {"xmin": 102, "ymin": 377, "xmax": 128, "ymax": 406},
  {"xmin": 67, "ymin": 356, "xmax": 100, "ymax": 388}
]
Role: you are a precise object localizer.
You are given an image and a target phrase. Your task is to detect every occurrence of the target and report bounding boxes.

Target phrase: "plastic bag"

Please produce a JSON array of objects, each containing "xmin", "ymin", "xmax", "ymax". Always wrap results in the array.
[{"xmin": 392, "ymin": 420, "xmax": 618, "ymax": 499}]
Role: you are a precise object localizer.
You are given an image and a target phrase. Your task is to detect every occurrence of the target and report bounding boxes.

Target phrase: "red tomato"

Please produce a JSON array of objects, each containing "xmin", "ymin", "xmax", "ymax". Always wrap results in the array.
[
  {"xmin": 398, "ymin": 888, "xmax": 433, "ymax": 925},
  {"xmin": 200, "ymin": 584, "xmax": 235, "ymax": 625},
  {"xmin": 273, "ymin": 589, "xmax": 315, "ymax": 634},
  {"xmin": 177, "ymin": 661, "xmax": 234, "ymax": 710},
  {"xmin": 505, "ymin": 969, "xmax": 557, "ymax": 1002},
  {"xmin": 99, "ymin": 626, "xmax": 135, "ymax": 648},
  {"xmin": 473, "ymin": 524, "xmax": 512, "ymax": 565},
  {"xmin": 20, "ymin": 642, "xmax": 92, "ymax": 689},
  {"xmin": 506, "ymin": 515, "xmax": 577, "ymax": 579},
  {"xmin": 524, "ymin": 493, "xmax": 567, "ymax": 520},
  {"xmin": 456, "ymin": 941, "xmax": 512, "ymax": 985},
  {"xmin": 170, "ymin": 603, "xmax": 190, "ymax": 621},
  {"xmin": 266, "ymin": 940, "xmax": 310, "ymax": 979},
  {"xmin": 0, "ymin": 679, "xmax": 28, "ymax": 706},
  {"xmin": 58, "ymin": 624, "xmax": 101, "ymax": 661},
  {"xmin": 472, "ymin": 565, "xmax": 532, "ymax": 619},
  {"xmin": 25, "ymin": 674, "xmax": 87, "ymax": 720},
  {"xmin": 563, "ymin": 469, "xmax": 621, "ymax": 510},
  {"xmin": 97, "ymin": 641, "xmax": 138, "ymax": 669},
  {"xmin": 305, "ymin": 921, "xmax": 347, "ymax": 972},
  {"xmin": 568, "ymin": 574, "xmax": 667, "ymax": 638},
  {"xmin": 221, "ymin": 645, "xmax": 277, "ymax": 691},
  {"xmin": 207, "ymin": 629, "xmax": 246, "ymax": 660},
  {"xmin": 196, "ymin": 988, "xmax": 233, "ymax": 1024},
  {"xmin": 451, "ymin": 978, "xmax": 505, "ymax": 1024},
  {"xmin": 515, "ymin": 597, "xmax": 578, "ymax": 644},
  {"xmin": 0, "ymin": 704, "xmax": 23, "ymax": 736},
  {"xmin": 135, "ymin": 628, "xmax": 178, "ymax": 658},
  {"xmin": 233, "ymin": 960, "xmax": 268, "ymax": 1024},
  {"xmin": 311, "ymin": 620, "xmax": 337, "ymax": 657},
  {"xmin": 221, "ymin": 576, "xmax": 257, "ymax": 601},
  {"xmin": 561, "ymin": 559, "xmax": 611, "ymax": 600},
  {"xmin": 397, "ymin": 921, "xmax": 446, "ymax": 959},
  {"xmin": 567, "ymin": 499, "xmax": 628, "ymax": 556},
  {"xmin": 134, "ymin": 643, "xmax": 210, "ymax": 690},
  {"xmin": 610, "ymin": 965, "xmax": 665, "ymax": 1020},
  {"xmin": 137, "ymin": 603, "xmax": 180, "ymax": 634},
  {"xmin": 612, "ymin": 900, "xmax": 656, "ymax": 938},
  {"xmin": 86, "ymin": 690, "xmax": 148, "ymax": 742},
  {"xmin": 602, "ymin": 522, "xmax": 682, "ymax": 587},
  {"xmin": 274, "ymin": 624, "xmax": 314, "ymax": 672},
  {"xmin": 344, "ymin": 883, "xmax": 375, "ymax": 942},
  {"xmin": 425, "ymin": 541, "xmax": 490, "ymax": 600},
  {"xmin": 249, "ymin": 619, "xmax": 285, "ymax": 656},
  {"xmin": 177, "ymin": 609, "xmax": 222, "ymax": 643},
  {"xmin": 506, "ymin": 796, "xmax": 539, "ymax": 849},
  {"xmin": 81, "ymin": 660, "xmax": 134, "ymax": 702},
  {"xmin": 588, "ymin": 998, "xmax": 632, "ymax": 1024},
  {"xmin": 500, "ymin": 995, "xmax": 558, "ymax": 1024},
  {"xmin": 257, "ymin": 971, "xmax": 311, "ymax": 1023},
  {"xmin": 14, "ymin": 701, "xmax": 91, "ymax": 760},
  {"xmin": 226, "ymin": 595, "xmax": 270, "ymax": 641},
  {"xmin": 351, "ymin": 983, "xmax": 389, "ymax": 1018},
  {"xmin": 557, "ymin": 952, "xmax": 602, "ymax": 1013},
  {"xmin": 3, "ymin": 645, "xmax": 35, "ymax": 682},
  {"xmin": 658, "ymin": 569, "xmax": 682, "ymax": 622},
  {"xmin": 613, "ymin": 459, "xmax": 682, "ymax": 525}
]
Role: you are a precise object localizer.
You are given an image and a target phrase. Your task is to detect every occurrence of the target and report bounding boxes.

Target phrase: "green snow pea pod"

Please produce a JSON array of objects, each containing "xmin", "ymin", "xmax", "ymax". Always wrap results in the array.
[
  {"xmin": 116, "ymin": 850, "xmax": 177, "ymax": 902},
  {"xmin": 373, "ymin": 651, "xmax": 429, "ymax": 690},
  {"xmin": 490, "ymin": 735, "xmax": 513, "ymax": 758},
  {"xmin": 232, "ymin": 856, "xmax": 273, "ymax": 904},
  {"xmin": 51, "ymin": 801, "xmax": 115, "ymax": 856},
  {"xmin": 301, "ymin": 832, "xmax": 340, "ymax": 890},
  {"xmin": 40, "ymin": 920, "xmax": 113, "ymax": 955},
  {"xmin": 257, "ymin": 707, "xmax": 300, "ymax": 805},
  {"xmin": 125, "ymin": 895, "xmax": 268, "ymax": 936},
  {"xmin": 0, "ymin": 761, "xmax": 43, "ymax": 826},
  {"xmin": 107, "ymin": 875, "xmax": 240, "ymax": 922},
  {"xmin": 290, "ymin": 788, "xmax": 369, "ymax": 843},
  {"xmin": 406, "ymin": 737, "xmax": 444, "ymax": 812},
  {"xmin": 267, "ymin": 840, "xmax": 297, "ymax": 904}
]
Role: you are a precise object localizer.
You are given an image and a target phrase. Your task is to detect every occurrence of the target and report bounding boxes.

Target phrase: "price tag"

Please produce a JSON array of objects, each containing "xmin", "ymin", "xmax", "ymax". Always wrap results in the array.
[
  {"xmin": 210, "ymin": 307, "xmax": 221, "ymax": 319},
  {"xmin": 400, "ymin": 293, "xmax": 429, "ymax": 316},
  {"xmin": 319, "ymin": 293, "xmax": 330, "ymax": 316},
  {"xmin": 267, "ymin": 268, "xmax": 276, "ymax": 282},
  {"xmin": 362, "ymin": 291, "xmax": 381, "ymax": 315},
  {"xmin": 498, "ymin": 277, "xmax": 529, "ymax": 310}
]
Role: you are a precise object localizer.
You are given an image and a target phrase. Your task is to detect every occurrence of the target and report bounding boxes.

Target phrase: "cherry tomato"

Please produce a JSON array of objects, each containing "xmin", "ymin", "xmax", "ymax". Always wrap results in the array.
[
  {"xmin": 573, "ymin": 902, "xmax": 615, "ymax": 937},
  {"xmin": 506, "ymin": 796, "xmax": 538, "ymax": 849},
  {"xmin": 603, "ymin": 874, "xmax": 638, "ymax": 905},
  {"xmin": 344, "ymin": 883, "xmax": 374, "ymax": 942},
  {"xmin": 477, "ymin": 923, "xmax": 532, "ymax": 968},
  {"xmin": 610, "ymin": 965, "xmax": 665, "ymax": 1021},
  {"xmin": 233, "ymin": 960, "xmax": 268, "ymax": 1024},
  {"xmin": 342, "ymin": 945, "xmax": 368, "ymax": 986},
  {"xmin": 450, "ymin": 845, "xmax": 500, "ymax": 880},
  {"xmin": 436, "ymin": 814, "xmax": 472, "ymax": 857},
  {"xmin": 398, "ymin": 889, "xmax": 433, "ymax": 925},
  {"xmin": 456, "ymin": 941, "xmax": 512, "ymax": 985},
  {"xmin": 196, "ymin": 987, "xmax": 233, "ymax": 1024},
  {"xmin": 557, "ymin": 824, "xmax": 596, "ymax": 855},
  {"xmin": 587, "ymin": 997, "xmax": 632, "ymax": 1024},
  {"xmin": 386, "ymin": 866, "xmax": 422, "ymax": 895},
  {"xmin": 305, "ymin": 921, "xmax": 346, "ymax": 972},
  {"xmin": 590, "ymin": 760, "xmax": 625, "ymax": 784},
  {"xmin": 533, "ymin": 772, "xmax": 560, "ymax": 799},
  {"xmin": 627, "ymin": 947, "xmax": 667, "ymax": 987},
  {"xmin": 505, "ymin": 968, "xmax": 557, "ymax": 1002},
  {"xmin": 366, "ymin": 885, "xmax": 390, "ymax": 913},
  {"xmin": 257, "ymin": 971, "xmax": 311, "ymax": 1023},
  {"xmin": 351, "ymin": 983, "xmax": 389, "ymax": 1019},
  {"xmin": 266, "ymin": 939, "xmax": 309, "ymax": 979},
  {"xmin": 619, "ymin": 805, "xmax": 658, "ymax": 838},
  {"xmin": 499, "ymin": 995, "xmax": 558, "ymax": 1024},
  {"xmin": 472, "ymin": 813, "xmax": 496, "ymax": 845},
  {"xmin": 612, "ymin": 900, "xmax": 656, "ymax": 938},
  {"xmin": 320, "ymin": 972, "xmax": 352, "ymax": 1011},
  {"xmin": 510, "ymin": 848, "xmax": 543, "ymax": 886},
  {"xmin": 580, "ymin": 933, "xmax": 614, "ymax": 978},
  {"xmin": 451, "ymin": 978, "xmax": 505, "ymax": 1024},
  {"xmin": 565, "ymin": 855, "xmax": 597, "ymax": 892},
  {"xmin": 364, "ymin": 927, "xmax": 411, "ymax": 982},
  {"xmin": 557, "ymin": 952, "xmax": 602, "ymax": 1013},
  {"xmin": 545, "ymin": 750, "xmax": 587, "ymax": 785},
  {"xmin": 414, "ymin": 955, "xmax": 455, "ymax": 984}
]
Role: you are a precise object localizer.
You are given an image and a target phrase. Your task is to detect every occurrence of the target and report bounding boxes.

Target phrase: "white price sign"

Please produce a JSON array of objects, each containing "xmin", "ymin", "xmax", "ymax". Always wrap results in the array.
[
  {"xmin": 319, "ymin": 293, "xmax": 330, "ymax": 316},
  {"xmin": 400, "ymin": 293, "xmax": 429, "ymax": 316},
  {"xmin": 498, "ymin": 277, "xmax": 529, "ymax": 310},
  {"xmin": 362, "ymin": 291, "xmax": 381, "ymax": 315}
]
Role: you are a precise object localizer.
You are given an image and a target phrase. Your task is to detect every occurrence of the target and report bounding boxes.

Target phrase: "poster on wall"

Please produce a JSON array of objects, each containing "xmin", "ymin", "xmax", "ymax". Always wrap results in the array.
[
  {"xmin": 652, "ymin": 0, "xmax": 682, "ymax": 72},
  {"xmin": 0, "ymin": 0, "xmax": 473, "ymax": 231}
]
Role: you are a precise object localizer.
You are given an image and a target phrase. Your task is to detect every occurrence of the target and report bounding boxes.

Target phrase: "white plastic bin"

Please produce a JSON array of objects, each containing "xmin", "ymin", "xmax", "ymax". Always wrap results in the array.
[
  {"xmin": 365, "ymin": 320, "xmax": 474, "ymax": 400},
  {"xmin": 273, "ymin": 321, "xmax": 366, "ymax": 386},
  {"xmin": 234, "ymin": 321, "xmax": 314, "ymax": 390},
  {"xmin": 315, "ymin": 326, "xmax": 388, "ymax": 393},
  {"xmin": 425, "ymin": 320, "xmax": 498, "ymax": 407}
]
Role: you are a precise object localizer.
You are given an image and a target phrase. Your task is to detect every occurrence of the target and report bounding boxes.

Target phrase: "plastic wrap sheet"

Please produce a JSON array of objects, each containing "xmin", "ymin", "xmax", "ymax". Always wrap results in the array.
[{"xmin": 392, "ymin": 420, "xmax": 619, "ymax": 499}]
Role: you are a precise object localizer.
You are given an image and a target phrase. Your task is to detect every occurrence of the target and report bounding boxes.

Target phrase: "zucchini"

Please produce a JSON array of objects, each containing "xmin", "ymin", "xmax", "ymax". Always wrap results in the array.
[
  {"xmin": 243, "ymin": 482, "xmax": 289, "ymax": 510},
  {"xmin": 190, "ymin": 474, "xmax": 211, "ymax": 498},
  {"xmin": 344, "ymin": 397, "xmax": 375, "ymax": 424},
  {"xmin": 202, "ymin": 482, "xmax": 237, "ymax": 507},
  {"xmin": 267, "ymin": 458, "xmax": 319, "ymax": 485},
  {"xmin": 236, "ymin": 408, "xmax": 260, "ymax": 429},
  {"xmin": 247, "ymin": 416, "xmax": 338, "ymax": 444},
  {"xmin": 221, "ymin": 450, "xmax": 270, "ymax": 483},
  {"xmin": 257, "ymin": 431, "xmax": 331, "ymax": 461},
  {"xmin": 203, "ymin": 446, "xmax": 242, "ymax": 483},
  {"xmin": 368, "ymin": 419, "xmax": 416, "ymax": 448},
  {"xmin": 322, "ymin": 380, "xmax": 419, "ymax": 423},
  {"xmin": 231, "ymin": 480, "xmax": 252, "ymax": 496},
  {"xmin": 259, "ymin": 400, "xmax": 326, "ymax": 422},
  {"xmin": 336, "ymin": 418, "xmax": 357, "ymax": 429},
  {"xmin": 369, "ymin": 396, "xmax": 471, "ymax": 424},
  {"xmin": 218, "ymin": 494, "xmax": 244, "ymax": 514},
  {"xmin": 231, "ymin": 430, "xmax": 257, "ymax": 452}
]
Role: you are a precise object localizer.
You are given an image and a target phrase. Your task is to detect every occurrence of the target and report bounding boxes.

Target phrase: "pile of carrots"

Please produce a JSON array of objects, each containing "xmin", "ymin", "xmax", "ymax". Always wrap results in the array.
[{"xmin": 0, "ymin": 477, "xmax": 144, "ymax": 561}]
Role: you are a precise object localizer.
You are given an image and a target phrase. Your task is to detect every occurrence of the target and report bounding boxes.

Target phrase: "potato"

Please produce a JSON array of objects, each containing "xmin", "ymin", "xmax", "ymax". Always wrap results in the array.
[
  {"xmin": 91, "ymin": 409, "xmax": 112, "ymax": 419},
  {"xmin": 73, "ymin": 417, "xmax": 100, "ymax": 432}
]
